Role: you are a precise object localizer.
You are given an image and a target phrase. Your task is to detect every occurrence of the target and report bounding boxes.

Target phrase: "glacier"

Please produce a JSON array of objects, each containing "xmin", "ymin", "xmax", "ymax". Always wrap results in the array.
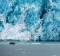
[{"xmin": 0, "ymin": 0, "xmax": 60, "ymax": 41}]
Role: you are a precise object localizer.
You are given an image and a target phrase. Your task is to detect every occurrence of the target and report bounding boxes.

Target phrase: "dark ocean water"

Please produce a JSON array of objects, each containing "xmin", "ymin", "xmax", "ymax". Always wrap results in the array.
[{"xmin": 0, "ymin": 42, "xmax": 60, "ymax": 56}]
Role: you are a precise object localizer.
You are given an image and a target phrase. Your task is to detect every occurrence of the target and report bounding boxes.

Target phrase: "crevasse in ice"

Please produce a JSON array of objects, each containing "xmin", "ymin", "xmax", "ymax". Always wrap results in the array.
[{"xmin": 0, "ymin": 0, "xmax": 60, "ymax": 41}]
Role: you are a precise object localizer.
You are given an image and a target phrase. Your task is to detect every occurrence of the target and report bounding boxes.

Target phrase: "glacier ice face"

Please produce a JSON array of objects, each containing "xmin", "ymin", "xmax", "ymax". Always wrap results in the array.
[
  {"xmin": 0, "ymin": 21, "xmax": 4, "ymax": 32},
  {"xmin": 0, "ymin": 0, "xmax": 60, "ymax": 41},
  {"xmin": 41, "ymin": 0, "xmax": 60, "ymax": 40}
]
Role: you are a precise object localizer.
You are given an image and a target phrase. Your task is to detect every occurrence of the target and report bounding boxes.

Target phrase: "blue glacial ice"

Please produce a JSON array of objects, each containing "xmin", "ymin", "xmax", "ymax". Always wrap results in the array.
[{"xmin": 0, "ymin": 0, "xmax": 60, "ymax": 41}]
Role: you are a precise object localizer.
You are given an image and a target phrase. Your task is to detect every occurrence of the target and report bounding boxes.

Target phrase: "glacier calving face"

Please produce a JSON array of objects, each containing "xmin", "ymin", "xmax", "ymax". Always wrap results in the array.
[{"xmin": 0, "ymin": 0, "xmax": 60, "ymax": 41}]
